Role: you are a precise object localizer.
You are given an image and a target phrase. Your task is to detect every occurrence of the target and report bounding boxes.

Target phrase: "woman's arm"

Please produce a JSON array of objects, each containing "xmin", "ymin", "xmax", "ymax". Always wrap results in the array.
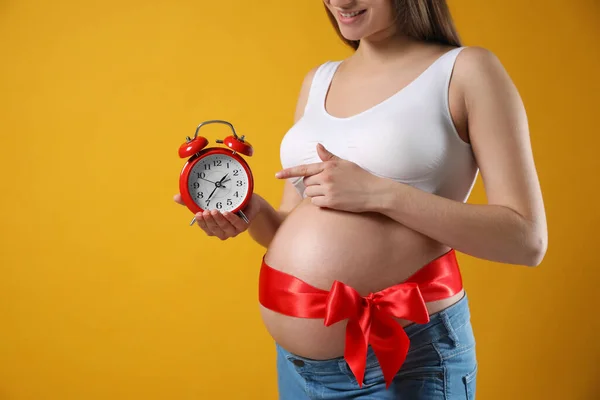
[
  {"xmin": 370, "ymin": 47, "xmax": 548, "ymax": 267},
  {"xmin": 247, "ymin": 65, "xmax": 319, "ymax": 247},
  {"xmin": 247, "ymin": 181, "xmax": 301, "ymax": 248}
]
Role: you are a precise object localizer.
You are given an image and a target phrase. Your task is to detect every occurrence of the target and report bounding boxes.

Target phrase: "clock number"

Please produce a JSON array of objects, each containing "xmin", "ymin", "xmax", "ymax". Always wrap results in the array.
[
  {"xmin": 197, "ymin": 172, "xmax": 206, "ymax": 179},
  {"xmin": 226, "ymin": 162, "xmax": 230, "ymax": 169},
  {"xmin": 227, "ymin": 199, "xmax": 232, "ymax": 206},
  {"xmin": 233, "ymin": 169, "xmax": 239, "ymax": 176},
  {"xmin": 213, "ymin": 160, "xmax": 222, "ymax": 167},
  {"xmin": 206, "ymin": 200, "xmax": 211, "ymax": 207},
  {"xmin": 234, "ymin": 191, "xmax": 239, "ymax": 198},
  {"xmin": 196, "ymin": 192, "xmax": 204, "ymax": 199},
  {"xmin": 236, "ymin": 180, "xmax": 243, "ymax": 186},
  {"xmin": 193, "ymin": 182, "xmax": 200, "ymax": 189},
  {"xmin": 204, "ymin": 164, "xmax": 211, "ymax": 170},
  {"xmin": 216, "ymin": 202, "xmax": 222, "ymax": 209}
]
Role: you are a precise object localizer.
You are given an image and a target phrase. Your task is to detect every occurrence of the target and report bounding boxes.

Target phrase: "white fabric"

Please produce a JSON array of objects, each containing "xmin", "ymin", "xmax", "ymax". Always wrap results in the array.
[{"xmin": 280, "ymin": 47, "xmax": 479, "ymax": 202}]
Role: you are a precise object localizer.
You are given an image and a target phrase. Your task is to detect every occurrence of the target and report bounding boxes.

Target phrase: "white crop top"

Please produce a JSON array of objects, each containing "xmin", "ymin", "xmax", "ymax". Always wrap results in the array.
[{"xmin": 280, "ymin": 47, "xmax": 479, "ymax": 203}]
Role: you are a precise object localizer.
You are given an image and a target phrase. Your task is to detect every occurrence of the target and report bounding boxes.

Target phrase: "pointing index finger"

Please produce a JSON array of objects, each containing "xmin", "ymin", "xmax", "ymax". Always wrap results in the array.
[{"xmin": 275, "ymin": 162, "xmax": 325, "ymax": 179}]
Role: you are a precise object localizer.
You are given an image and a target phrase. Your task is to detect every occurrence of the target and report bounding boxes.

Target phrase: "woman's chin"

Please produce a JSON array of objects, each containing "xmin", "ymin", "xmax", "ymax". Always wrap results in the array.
[{"xmin": 340, "ymin": 32, "xmax": 363, "ymax": 42}]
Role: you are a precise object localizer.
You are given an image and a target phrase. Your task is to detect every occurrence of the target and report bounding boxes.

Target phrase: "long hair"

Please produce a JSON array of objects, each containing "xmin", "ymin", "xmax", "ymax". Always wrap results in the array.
[{"xmin": 324, "ymin": 0, "xmax": 462, "ymax": 50}]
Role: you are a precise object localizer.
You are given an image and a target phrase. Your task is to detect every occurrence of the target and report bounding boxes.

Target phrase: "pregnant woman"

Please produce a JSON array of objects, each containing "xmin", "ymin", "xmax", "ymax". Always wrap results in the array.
[{"xmin": 174, "ymin": 0, "xmax": 548, "ymax": 398}]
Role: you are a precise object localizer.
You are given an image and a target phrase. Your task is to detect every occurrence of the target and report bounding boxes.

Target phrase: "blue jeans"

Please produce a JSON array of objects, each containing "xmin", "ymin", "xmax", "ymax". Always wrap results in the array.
[{"xmin": 276, "ymin": 294, "xmax": 477, "ymax": 399}]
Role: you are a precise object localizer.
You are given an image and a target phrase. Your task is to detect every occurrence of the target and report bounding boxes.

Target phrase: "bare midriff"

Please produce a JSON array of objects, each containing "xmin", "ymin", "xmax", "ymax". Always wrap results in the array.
[{"xmin": 260, "ymin": 196, "xmax": 465, "ymax": 360}]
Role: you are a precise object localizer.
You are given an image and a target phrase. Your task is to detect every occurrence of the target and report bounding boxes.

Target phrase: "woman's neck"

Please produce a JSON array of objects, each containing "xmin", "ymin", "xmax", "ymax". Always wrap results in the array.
[{"xmin": 352, "ymin": 33, "xmax": 422, "ymax": 66}]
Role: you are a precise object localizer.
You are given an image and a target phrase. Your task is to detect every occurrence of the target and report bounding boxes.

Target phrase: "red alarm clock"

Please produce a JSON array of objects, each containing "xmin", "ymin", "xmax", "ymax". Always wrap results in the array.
[{"xmin": 178, "ymin": 120, "xmax": 254, "ymax": 226}]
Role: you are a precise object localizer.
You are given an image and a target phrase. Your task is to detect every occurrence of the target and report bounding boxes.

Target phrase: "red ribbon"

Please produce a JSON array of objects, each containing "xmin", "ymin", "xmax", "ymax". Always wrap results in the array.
[
  {"xmin": 259, "ymin": 249, "xmax": 463, "ymax": 388},
  {"xmin": 323, "ymin": 280, "xmax": 430, "ymax": 388}
]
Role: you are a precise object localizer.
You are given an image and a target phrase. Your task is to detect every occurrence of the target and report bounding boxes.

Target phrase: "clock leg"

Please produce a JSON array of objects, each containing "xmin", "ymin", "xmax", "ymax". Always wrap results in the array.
[
  {"xmin": 189, "ymin": 216, "xmax": 197, "ymax": 226},
  {"xmin": 237, "ymin": 210, "xmax": 249, "ymax": 224}
]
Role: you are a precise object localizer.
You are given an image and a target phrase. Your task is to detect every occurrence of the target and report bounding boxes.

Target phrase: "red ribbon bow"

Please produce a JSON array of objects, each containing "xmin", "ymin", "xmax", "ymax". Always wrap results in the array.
[
  {"xmin": 323, "ymin": 280, "xmax": 430, "ymax": 388},
  {"xmin": 259, "ymin": 249, "xmax": 463, "ymax": 389}
]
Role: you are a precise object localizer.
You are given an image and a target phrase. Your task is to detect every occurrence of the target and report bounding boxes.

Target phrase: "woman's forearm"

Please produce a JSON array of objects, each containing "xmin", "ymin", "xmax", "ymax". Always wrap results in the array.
[
  {"xmin": 370, "ymin": 177, "xmax": 547, "ymax": 267},
  {"xmin": 247, "ymin": 199, "xmax": 288, "ymax": 248}
]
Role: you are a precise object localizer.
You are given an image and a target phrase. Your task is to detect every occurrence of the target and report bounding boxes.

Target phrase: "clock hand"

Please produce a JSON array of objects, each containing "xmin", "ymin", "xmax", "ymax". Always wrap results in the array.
[
  {"xmin": 204, "ymin": 173, "xmax": 230, "ymax": 206},
  {"xmin": 211, "ymin": 174, "xmax": 230, "ymax": 193},
  {"xmin": 207, "ymin": 186, "xmax": 218, "ymax": 202},
  {"xmin": 199, "ymin": 176, "xmax": 229, "ymax": 188}
]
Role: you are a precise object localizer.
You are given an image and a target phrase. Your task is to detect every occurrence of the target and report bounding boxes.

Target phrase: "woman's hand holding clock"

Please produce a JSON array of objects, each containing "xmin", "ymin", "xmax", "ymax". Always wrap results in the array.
[
  {"xmin": 176, "ymin": 120, "xmax": 257, "ymax": 236},
  {"xmin": 173, "ymin": 192, "xmax": 264, "ymax": 240}
]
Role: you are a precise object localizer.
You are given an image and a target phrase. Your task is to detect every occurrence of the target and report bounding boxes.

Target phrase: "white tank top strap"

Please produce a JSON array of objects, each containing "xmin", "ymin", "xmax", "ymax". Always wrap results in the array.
[
  {"xmin": 438, "ymin": 46, "xmax": 467, "ymax": 84},
  {"xmin": 429, "ymin": 46, "xmax": 468, "ymax": 121},
  {"xmin": 303, "ymin": 61, "xmax": 342, "ymax": 114},
  {"xmin": 392, "ymin": 46, "xmax": 468, "ymax": 113},
  {"xmin": 413, "ymin": 46, "xmax": 467, "ymax": 86}
]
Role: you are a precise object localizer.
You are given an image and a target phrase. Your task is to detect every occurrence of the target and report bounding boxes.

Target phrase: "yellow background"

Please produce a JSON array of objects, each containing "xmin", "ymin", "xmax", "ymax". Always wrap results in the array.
[{"xmin": 1, "ymin": 0, "xmax": 598, "ymax": 399}]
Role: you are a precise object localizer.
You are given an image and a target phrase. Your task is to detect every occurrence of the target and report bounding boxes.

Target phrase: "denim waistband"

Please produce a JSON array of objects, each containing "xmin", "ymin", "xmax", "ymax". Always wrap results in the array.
[
  {"xmin": 404, "ymin": 291, "xmax": 471, "ymax": 348},
  {"xmin": 276, "ymin": 293, "xmax": 471, "ymax": 373}
]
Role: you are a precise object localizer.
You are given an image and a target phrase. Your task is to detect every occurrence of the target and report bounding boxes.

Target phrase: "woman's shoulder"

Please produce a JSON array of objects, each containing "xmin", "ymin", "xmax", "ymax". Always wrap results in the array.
[
  {"xmin": 446, "ymin": 46, "xmax": 518, "ymax": 114},
  {"xmin": 413, "ymin": 43, "xmax": 501, "ymax": 68},
  {"xmin": 301, "ymin": 59, "xmax": 342, "ymax": 79},
  {"xmin": 297, "ymin": 59, "xmax": 342, "ymax": 91},
  {"xmin": 452, "ymin": 46, "xmax": 508, "ymax": 87},
  {"xmin": 455, "ymin": 46, "xmax": 502, "ymax": 68}
]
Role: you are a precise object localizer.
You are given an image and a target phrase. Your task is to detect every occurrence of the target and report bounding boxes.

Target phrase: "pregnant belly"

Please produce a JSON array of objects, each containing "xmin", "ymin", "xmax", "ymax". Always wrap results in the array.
[{"xmin": 259, "ymin": 198, "xmax": 463, "ymax": 360}]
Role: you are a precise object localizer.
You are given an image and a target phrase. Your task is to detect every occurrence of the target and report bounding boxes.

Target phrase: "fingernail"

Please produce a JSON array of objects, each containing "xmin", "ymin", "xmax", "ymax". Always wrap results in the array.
[{"xmin": 275, "ymin": 171, "xmax": 282, "ymax": 178}]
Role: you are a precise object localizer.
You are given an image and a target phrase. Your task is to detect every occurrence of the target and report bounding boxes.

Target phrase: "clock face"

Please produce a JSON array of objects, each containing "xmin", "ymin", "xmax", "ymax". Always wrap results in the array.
[{"xmin": 188, "ymin": 153, "xmax": 250, "ymax": 212}]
